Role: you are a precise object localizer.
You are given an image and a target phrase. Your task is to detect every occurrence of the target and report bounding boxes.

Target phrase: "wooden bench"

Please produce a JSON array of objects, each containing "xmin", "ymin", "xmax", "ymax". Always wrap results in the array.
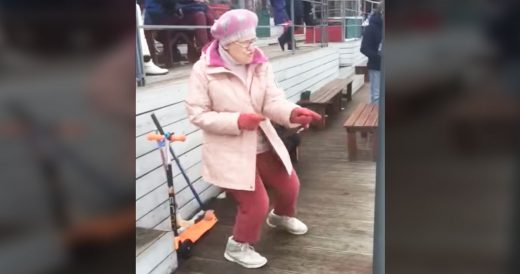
[
  {"xmin": 298, "ymin": 77, "xmax": 353, "ymax": 129},
  {"xmin": 343, "ymin": 103, "xmax": 379, "ymax": 161},
  {"xmin": 355, "ymin": 65, "xmax": 369, "ymax": 82}
]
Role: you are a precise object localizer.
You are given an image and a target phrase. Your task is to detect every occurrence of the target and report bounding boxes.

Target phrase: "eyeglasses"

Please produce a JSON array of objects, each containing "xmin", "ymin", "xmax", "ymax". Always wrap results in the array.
[{"xmin": 233, "ymin": 39, "xmax": 256, "ymax": 49}]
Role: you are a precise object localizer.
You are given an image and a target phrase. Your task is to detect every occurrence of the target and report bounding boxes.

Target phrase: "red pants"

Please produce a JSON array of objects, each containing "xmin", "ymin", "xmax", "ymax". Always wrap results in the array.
[
  {"xmin": 169, "ymin": 11, "xmax": 214, "ymax": 47},
  {"xmin": 226, "ymin": 150, "xmax": 300, "ymax": 244}
]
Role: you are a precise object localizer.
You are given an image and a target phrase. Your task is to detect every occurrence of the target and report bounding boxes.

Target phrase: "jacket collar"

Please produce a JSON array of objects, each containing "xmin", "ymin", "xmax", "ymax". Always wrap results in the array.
[{"xmin": 203, "ymin": 40, "xmax": 268, "ymax": 75}]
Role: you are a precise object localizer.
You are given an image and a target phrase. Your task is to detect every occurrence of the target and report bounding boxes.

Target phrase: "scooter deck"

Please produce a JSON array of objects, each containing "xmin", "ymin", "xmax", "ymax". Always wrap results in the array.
[{"xmin": 174, "ymin": 211, "xmax": 218, "ymax": 250}]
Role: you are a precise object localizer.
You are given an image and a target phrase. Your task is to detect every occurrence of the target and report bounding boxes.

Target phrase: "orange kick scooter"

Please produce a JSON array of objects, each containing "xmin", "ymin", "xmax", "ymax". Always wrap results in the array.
[{"xmin": 147, "ymin": 113, "xmax": 217, "ymax": 258}]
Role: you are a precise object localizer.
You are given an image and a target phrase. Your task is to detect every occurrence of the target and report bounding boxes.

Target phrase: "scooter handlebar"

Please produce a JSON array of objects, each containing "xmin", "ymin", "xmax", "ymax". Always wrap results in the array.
[{"xmin": 147, "ymin": 133, "xmax": 186, "ymax": 142}]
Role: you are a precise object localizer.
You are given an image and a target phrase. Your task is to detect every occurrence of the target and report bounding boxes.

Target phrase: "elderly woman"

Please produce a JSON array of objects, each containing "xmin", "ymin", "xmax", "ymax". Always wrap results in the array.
[{"xmin": 185, "ymin": 9, "xmax": 321, "ymax": 268}]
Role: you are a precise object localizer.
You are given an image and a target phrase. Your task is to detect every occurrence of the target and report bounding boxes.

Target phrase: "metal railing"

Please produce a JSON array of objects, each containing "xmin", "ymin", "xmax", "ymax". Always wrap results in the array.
[{"xmin": 136, "ymin": 0, "xmax": 368, "ymax": 86}]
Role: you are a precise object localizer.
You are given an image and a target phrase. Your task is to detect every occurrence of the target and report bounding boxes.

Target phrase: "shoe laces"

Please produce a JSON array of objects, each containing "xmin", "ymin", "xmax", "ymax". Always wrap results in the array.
[{"xmin": 239, "ymin": 243, "xmax": 256, "ymax": 254}]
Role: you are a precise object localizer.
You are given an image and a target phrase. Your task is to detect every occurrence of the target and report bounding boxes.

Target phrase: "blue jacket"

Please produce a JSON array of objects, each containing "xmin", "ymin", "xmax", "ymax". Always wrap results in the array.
[{"xmin": 360, "ymin": 12, "xmax": 383, "ymax": 71}]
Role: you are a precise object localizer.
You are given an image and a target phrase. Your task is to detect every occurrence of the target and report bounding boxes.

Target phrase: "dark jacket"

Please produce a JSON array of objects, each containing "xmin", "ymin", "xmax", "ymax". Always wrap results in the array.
[
  {"xmin": 285, "ymin": 0, "xmax": 304, "ymax": 25},
  {"xmin": 146, "ymin": 0, "xmax": 207, "ymax": 15},
  {"xmin": 360, "ymin": 12, "xmax": 383, "ymax": 70}
]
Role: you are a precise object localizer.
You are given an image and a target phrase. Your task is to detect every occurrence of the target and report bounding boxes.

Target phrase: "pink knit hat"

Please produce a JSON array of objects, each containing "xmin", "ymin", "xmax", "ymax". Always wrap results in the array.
[{"xmin": 210, "ymin": 9, "xmax": 258, "ymax": 46}]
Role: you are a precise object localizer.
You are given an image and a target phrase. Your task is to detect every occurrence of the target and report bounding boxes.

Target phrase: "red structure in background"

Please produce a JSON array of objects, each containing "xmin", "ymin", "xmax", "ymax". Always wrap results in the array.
[{"xmin": 305, "ymin": 25, "xmax": 343, "ymax": 43}]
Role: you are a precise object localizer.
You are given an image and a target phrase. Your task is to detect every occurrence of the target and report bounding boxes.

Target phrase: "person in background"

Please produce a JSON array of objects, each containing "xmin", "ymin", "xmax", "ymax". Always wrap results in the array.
[
  {"xmin": 360, "ymin": 2, "xmax": 383, "ymax": 103},
  {"xmin": 302, "ymin": 1, "xmax": 316, "ymax": 26},
  {"xmin": 143, "ymin": 0, "xmax": 214, "ymax": 48},
  {"xmin": 270, "ymin": 0, "xmax": 294, "ymax": 51},
  {"xmin": 185, "ymin": 9, "xmax": 322, "ymax": 269},
  {"xmin": 136, "ymin": 3, "xmax": 169, "ymax": 75}
]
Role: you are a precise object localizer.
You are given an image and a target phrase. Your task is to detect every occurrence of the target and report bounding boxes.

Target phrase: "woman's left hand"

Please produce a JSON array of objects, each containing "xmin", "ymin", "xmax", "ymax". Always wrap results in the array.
[{"xmin": 290, "ymin": 107, "xmax": 322, "ymax": 126}]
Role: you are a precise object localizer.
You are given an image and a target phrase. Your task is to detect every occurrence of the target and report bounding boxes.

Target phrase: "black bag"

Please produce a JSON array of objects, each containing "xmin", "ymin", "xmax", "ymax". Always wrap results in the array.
[{"xmin": 300, "ymin": 90, "xmax": 311, "ymax": 101}]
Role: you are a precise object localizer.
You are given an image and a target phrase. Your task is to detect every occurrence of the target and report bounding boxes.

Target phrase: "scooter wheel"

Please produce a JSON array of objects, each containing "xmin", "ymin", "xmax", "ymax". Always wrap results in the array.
[{"xmin": 178, "ymin": 240, "xmax": 193, "ymax": 259}]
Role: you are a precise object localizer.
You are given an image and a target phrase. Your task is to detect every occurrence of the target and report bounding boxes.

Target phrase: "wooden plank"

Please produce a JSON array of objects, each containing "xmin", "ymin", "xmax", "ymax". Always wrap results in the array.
[
  {"xmin": 154, "ymin": 217, "xmax": 172, "ymax": 232},
  {"xmin": 344, "ymin": 104, "xmax": 367, "ymax": 127},
  {"xmin": 361, "ymin": 104, "xmax": 376, "ymax": 127},
  {"xmin": 282, "ymin": 58, "xmax": 339, "ymax": 98},
  {"xmin": 365, "ymin": 104, "xmax": 379, "ymax": 127},
  {"xmin": 353, "ymin": 105, "xmax": 372, "ymax": 128},
  {"xmin": 352, "ymin": 75, "xmax": 365, "ymax": 96},
  {"xmin": 284, "ymin": 63, "xmax": 338, "ymax": 100},
  {"xmin": 136, "ymin": 102, "xmax": 187, "ymax": 137},
  {"xmin": 177, "ymin": 184, "xmax": 222, "ymax": 219},
  {"xmin": 275, "ymin": 51, "xmax": 338, "ymax": 83},
  {"xmin": 309, "ymin": 78, "xmax": 348, "ymax": 104},
  {"xmin": 136, "ymin": 158, "xmax": 203, "ymax": 202},
  {"xmin": 136, "ymin": 167, "xmax": 166, "ymax": 201},
  {"xmin": 136, "ymin": 200, "xmax": 170, "ymax": 229},
  {"xmin": 175, "ymin": 178, "xmax": 209, "ymax": 210},
  {"xmin": 271, "ymin": 47, "xmax": 337, "ymax": 75},
  {"xmin": 136, "ymin": 82, "xmax": 188, "ymax": 115},
  {"xmin": 136, "ymin": 230, "xmax": 175, "ymax": 274},
  {"xmin": 282, "ymin": 59, "xmax": 338, "ymax": 99},
  {"xmin": 318, "ymin": 82, "xmax": 341, "ymax": 102},
  {"xmin": 149, "ymin": 252, "xmax": 177, "ymax": 274},
  {"xmin": 287, "ymin": 70, "xmax": 339, "ymax": 102},
  {"xmin": 136, "ymin": 183, "xmax": 169, "ymax": 220},
  {"xmin": 310, "ymin": 88, "xmax": 333, "ymax": 103},
  {"xmin": 136, "ymin": 161, "xmax": 202, "ymax": 219},
  {"xmin": 136, "ymin": 227, "xmax": 167, "ymax": 257},
  {"xmin": 275, "ymin": 53, "xmax": 336, "ymax": 85},
  {"xmin": 136, "ymin": 145, "xmax": 201, "ymax": 180}
]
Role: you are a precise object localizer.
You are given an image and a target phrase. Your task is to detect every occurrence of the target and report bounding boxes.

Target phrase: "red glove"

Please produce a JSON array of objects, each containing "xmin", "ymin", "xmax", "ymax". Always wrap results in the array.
[
  {"xmin": 238, "ymin": 113, "xmax": 265, "ymax": 130},
  {"xmin": 290, "ymin": 107, "xmax": 322, "ymax": 126}
]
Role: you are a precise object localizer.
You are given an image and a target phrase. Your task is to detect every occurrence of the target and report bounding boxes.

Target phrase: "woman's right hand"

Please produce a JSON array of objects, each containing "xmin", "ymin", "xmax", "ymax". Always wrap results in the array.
[{"xmin": 238, "ymin": 113, "xmax": 265, "ymax": 130}]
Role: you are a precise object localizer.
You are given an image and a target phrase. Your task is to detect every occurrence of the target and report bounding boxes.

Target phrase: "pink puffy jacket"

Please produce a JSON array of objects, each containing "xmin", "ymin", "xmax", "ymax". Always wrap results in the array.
[{"xmin": 185, "ymin": 41, "xmax": 299, "ymax": 191}]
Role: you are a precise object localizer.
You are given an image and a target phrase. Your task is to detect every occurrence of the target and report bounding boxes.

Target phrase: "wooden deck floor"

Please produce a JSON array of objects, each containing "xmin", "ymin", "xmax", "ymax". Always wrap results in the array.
[{"xmin": 174, "ymin": 84, "xmax": 376, "ymax": 274}]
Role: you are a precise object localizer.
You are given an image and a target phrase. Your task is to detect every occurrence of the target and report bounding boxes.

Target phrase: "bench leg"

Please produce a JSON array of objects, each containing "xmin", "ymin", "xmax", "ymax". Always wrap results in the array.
[
  {"xmin": 333, "ymin": 93, "xmax": 342, "ymax": 113},
  {"xmin": 311, "ymin": 106, "xmax": 327, "ymax": 129},
  {"xmin": 346, "ymin": 82, "xmax": 353, "ymax": 102},
  {"xmin": 327, "ymin": 95, "xmax": 341, "ymax": 114},
  {"xmin": 347, "ymin": 129, "xmax": 357, "ymax": 161}
]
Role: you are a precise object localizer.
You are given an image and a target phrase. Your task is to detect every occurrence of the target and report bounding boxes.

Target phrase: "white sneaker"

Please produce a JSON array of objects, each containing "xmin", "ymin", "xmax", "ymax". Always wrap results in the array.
[
  {"xmin": 266, "ymin": 209, "xmax": 308, "ymax": 235},
  {"xmin": 224, "ymin": 236, "xmax": 267, "ymax": 268},
  {"xmin": 144, "ymin": 61, "xmax": 168, "ymax": 75}
]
